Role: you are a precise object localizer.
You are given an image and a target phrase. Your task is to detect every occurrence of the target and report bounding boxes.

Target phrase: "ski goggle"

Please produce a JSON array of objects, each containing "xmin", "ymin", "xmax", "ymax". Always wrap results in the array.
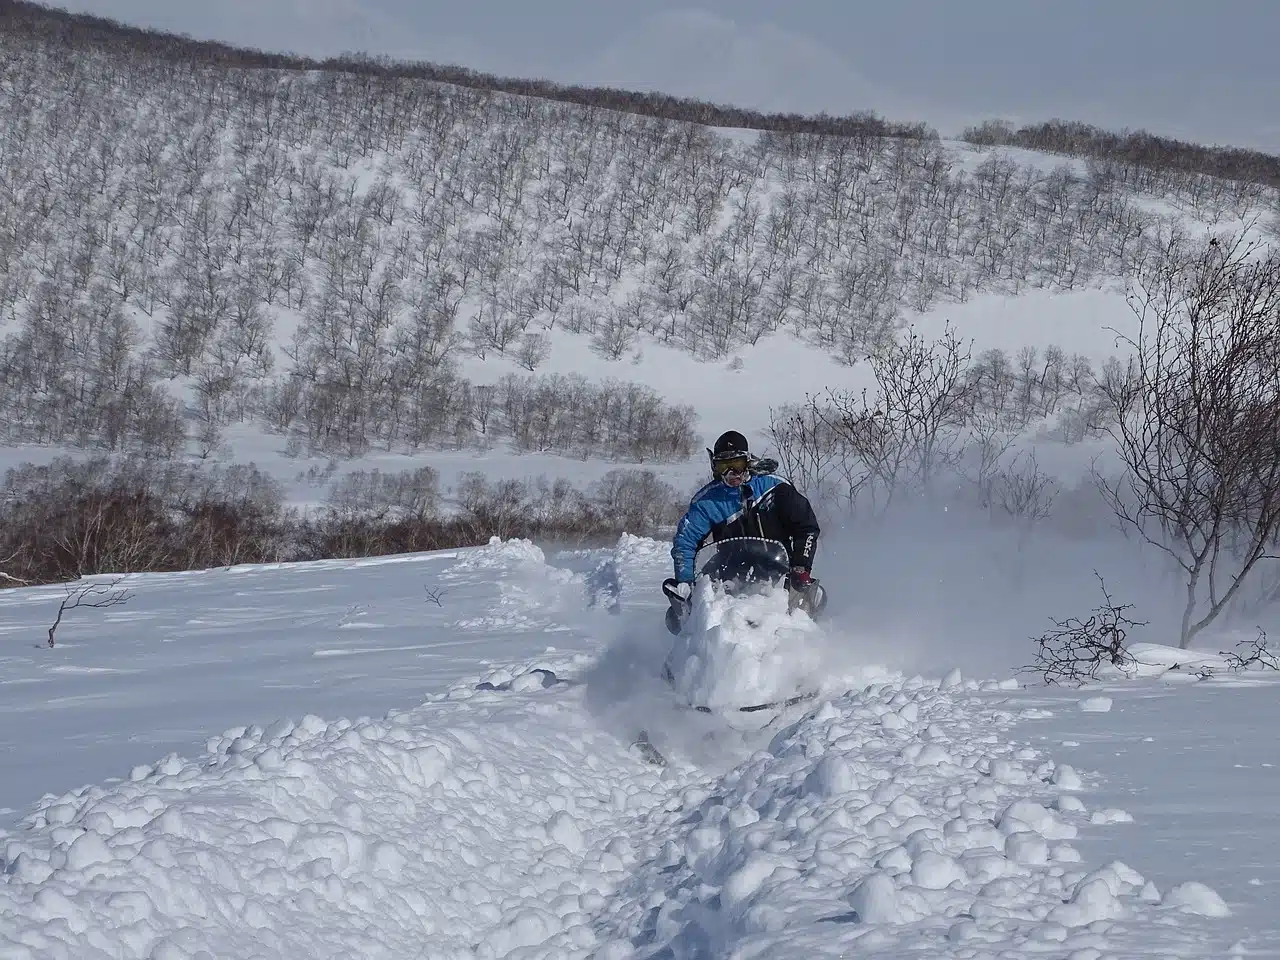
[{"xmin": 712, "ymin": 455, "xmax": 750, "ymax": 477}]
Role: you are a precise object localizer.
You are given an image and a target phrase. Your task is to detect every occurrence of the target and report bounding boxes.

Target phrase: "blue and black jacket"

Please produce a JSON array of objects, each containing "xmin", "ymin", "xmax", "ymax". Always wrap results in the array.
[{"xmin": 671, "ymin": 472, "xmax": 820, "ymax": 583}]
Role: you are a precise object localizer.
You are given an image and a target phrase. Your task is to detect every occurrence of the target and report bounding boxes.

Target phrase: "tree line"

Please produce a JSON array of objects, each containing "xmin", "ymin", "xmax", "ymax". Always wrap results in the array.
[{"xmin": 0, "ymin": 455, "xmax": 690, "ymax": 585}]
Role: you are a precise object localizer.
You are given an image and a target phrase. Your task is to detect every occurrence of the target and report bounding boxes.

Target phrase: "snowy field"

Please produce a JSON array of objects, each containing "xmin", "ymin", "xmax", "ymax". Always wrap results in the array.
[{"xmin": 1, "ymin": 534, "xmax": 1275, "ymax": 958}]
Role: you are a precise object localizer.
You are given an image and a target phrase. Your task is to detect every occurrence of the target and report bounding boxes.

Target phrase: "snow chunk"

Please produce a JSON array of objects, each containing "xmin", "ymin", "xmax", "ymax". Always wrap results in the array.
[
  {"xmin": 1078, "ymin": 696, "xmax": 1113, "ymax": 713},
  {"xmin": 1164, "ymin": 881, "xmax": 1232, "ymax": 916},
  {"xmin": 910, "ymin": 851, "xmax": 966, "ymax": 890},
  {"xmin": 1005, "ymin": 832, "xmax": 1049, "ymax": 865},
  {"xmin": 64, "ymin": 830, "xmax": 114, "ymax": 871},
  {"xmin": 723, "ymin": 853, "xmax": 782, "ymax": 907},
  {"xmin": 847, "ymin": 871, "xmax": 902, "ymax": 923},
  {"xmin": 1051, "ymin": 763, "xmax": 1084, "ymax": 789},
  {"xmin": 1055, "ymin": 795, "xmax": 1087, "ymax": 814},
  {"xmin": 804, "ymin": 756, "xmax": 856, "ymax": 797},
  {"xmin": 1050, "ymin": 876, "xmax": 1124, "ymax": 927},
  {"xmin": 998, "ymin": 800, "xmax": 1077, "ymax": 840},
  {"xmin": 545, "ymin": 811, "xmax": 585, "ymax": 853}
]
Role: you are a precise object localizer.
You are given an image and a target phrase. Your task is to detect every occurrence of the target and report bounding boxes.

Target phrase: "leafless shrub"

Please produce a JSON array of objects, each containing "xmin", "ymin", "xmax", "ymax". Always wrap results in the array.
[
  {"xmin": 789, "ymin": 323, "xmax": 976, "ymax": 515},
  {"xmin": 1219, "ymin": 627, "xmax": 1279, "ymax": 672},
  {"xmin": 1097, "ymin": 231, "xmax": 1280, "ymax": 648},
  {"xmin": 47, "ymin": 577, "xmax": 133, "ymax": 648},
  {"xmin": 0, "ymin": 456, "xmax": 290, "ymax": 582},
  {"xmin": 993, "ymin": 449, "xmax": 1060, "ymax": 530},
  {"xmin": 325, "ymin": 466, "xmax": 441, "ymax": 522},
  {"xmin": 1027, "ymin": 573, "xmax": 1146, "ymax": 685},
  {"xmin": 767, "ymin": 398, "xmax": 852, "ymax": 506},
  {"xmin": 514, "ymin": 332, "xmax": 550, "ymax": 371},
  {"xmin": 587, "ymin": 469, "xmax": 685, "ymax": 534}
]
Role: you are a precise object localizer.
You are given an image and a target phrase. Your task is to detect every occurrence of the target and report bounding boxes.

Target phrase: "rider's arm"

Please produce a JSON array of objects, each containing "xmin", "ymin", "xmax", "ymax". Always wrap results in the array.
[
  {"xmin": 671, "ymin": 499, "xmax": 713, "ymax": 582},
  {"xmin": 775, "ymin": 484, "xmax": 821, "ymax": 570}
]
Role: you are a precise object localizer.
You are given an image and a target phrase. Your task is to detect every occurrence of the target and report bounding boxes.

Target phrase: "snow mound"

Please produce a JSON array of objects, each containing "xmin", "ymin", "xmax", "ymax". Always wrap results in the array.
[
  {"xmin": 1164, "ymin": 881, "xmax": 1233, "ymax": 917},
  {"xmin": 0, "ymin": 680, "xmax": 674, "ymax": 959},
  {"xmin": 448, "ymin": 535, "xmax": 548, "ymax": 571},
  {"xmin": 586, "ymin": 678, "xmax": 1229, "ymax": 956}
]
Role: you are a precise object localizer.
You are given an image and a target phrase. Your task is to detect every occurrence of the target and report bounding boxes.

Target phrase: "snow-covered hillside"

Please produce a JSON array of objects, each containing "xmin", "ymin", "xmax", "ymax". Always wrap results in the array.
[
  {"xmin": 2, "ymin": 13, "xmax": 1274, "ymax": 481},
  {"xmin": 1, "ymin": 536, "xmax": 1274, "ymax": 957}
]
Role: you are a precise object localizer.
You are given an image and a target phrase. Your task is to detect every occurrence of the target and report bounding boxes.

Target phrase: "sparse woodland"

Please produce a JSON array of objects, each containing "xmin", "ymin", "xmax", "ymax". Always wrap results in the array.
[
  {"xmin": 3, "ymin": 2, "xmax": 1267, "ymax": 463},
  {"xmin": 2, "ymin": 2, "xmax": 1280, "ymax": 649}
]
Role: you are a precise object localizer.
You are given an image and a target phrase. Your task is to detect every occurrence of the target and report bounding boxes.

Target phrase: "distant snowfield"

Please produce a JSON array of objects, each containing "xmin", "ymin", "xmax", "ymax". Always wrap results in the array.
[{"xmin": 1, "ymin": 535, "xmax": 1274, "ymax": 957}]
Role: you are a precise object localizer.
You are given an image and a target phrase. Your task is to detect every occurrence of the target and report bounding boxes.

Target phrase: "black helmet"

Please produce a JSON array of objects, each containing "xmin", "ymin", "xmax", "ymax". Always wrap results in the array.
[
  {"xmin": 711, "ymin": 430, "xmax": 749, "ymax": 460},
  {"xmin": 708, "ymin": 430, "xmax": 752, "ymax": 483}
]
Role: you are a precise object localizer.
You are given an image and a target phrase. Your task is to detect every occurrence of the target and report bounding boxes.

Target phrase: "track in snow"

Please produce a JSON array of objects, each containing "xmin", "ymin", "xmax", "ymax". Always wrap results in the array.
[{"xmin": 0, "ymin": 536, "xmax": 1242, "ymax": 958}]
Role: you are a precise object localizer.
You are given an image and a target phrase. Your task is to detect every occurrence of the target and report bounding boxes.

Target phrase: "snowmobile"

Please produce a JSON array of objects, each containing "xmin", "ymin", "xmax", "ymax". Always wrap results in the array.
[
  {"xmin": 662, "ymin": 536, "xmax": 826, "ymax": 635},
  {"xmin": 658, "ymin": 536, "xmax": 828, "ymax": 715}
]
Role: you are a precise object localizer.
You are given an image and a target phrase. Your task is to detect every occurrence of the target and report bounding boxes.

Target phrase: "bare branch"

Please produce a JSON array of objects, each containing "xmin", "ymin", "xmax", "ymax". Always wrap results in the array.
[
  {"xmin": 47, "ymin": 577, "xmax": 133, "ymax": 648},
  {"xmin": 1026, "ymin": 572, "xmax": 1146, "ymax": 685}
]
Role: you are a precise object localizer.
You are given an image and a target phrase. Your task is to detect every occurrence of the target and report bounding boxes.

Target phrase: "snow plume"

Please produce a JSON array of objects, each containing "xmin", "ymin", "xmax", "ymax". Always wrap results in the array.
[
  {"xmin": 663, "ymin": 578, "xmax": 825, "ymax": 711},
  {"xmin": 800, "ymin": 481, "xmax": 1270, "ymax": 677},
  {"xmin": 575, "ymin": 533, "xmax": 890, "ymax": 773}
]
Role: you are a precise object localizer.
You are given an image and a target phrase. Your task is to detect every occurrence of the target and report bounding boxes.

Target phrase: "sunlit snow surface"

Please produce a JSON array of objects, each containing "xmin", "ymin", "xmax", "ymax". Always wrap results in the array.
[{"xmin": 0, "ymin": 536, "xmax": 1273, "ymax": 958}]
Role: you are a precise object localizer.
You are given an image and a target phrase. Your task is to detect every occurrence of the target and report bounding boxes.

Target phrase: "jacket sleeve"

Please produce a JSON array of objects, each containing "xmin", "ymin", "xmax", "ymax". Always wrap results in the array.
[
  {"xmin": 774, "ymin": 483, "xmax": 820, "ymax": 570},
  {"xmin": 671, "ymin": 498, "xmax": 713, "ymax": 582}
]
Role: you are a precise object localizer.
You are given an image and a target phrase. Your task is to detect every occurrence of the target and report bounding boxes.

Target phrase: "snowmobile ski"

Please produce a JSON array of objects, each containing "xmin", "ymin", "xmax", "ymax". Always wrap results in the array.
[
  {"xmin": 631, "ymin": 729, "xmax": 667, "ymax": 766},
  {"xmin": 661, "ymin": 661, "xmax": 818, "ymax": 715}
]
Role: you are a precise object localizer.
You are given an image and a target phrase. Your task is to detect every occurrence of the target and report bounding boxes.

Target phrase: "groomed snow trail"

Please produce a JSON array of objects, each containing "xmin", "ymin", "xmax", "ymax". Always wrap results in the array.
[{"xmin": 0, "ymin": 537, "xmax": 1238, "ymax": 958}]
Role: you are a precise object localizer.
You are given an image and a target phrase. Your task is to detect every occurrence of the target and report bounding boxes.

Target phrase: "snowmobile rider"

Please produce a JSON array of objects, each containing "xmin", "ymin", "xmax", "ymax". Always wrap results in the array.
[{"xmin": 667, "ymin": 430, "xmax": 821, "ymax": 600}]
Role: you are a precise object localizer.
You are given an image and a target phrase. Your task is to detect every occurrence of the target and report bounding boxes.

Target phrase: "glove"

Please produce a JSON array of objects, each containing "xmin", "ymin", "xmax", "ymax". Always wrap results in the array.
[{"xmin": 663, "ymin": 577, "xmax": 693, "ymax": 602}]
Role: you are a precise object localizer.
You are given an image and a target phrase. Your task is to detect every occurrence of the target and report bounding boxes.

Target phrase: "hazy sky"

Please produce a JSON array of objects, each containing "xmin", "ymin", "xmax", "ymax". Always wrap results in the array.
[{"xmin": 55, "ymin": 0, "xmax": 1280, "ymax": 152}]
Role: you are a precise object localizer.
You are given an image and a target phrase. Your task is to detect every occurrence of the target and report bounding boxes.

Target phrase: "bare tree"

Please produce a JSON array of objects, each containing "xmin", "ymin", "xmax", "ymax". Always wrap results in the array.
[
  {"xmin": 47, "ymin": 577, "xmax": 133, "ymax": 647},
  {"xmin": 514, "ymin": 331, "xmax": 550, "ymax": 371},
  {"xmin": 994, "ymin": 449, "xmax": 1059, "ymax": 530},
  {"xmin": 821, "ymin": 322, "xmax": 976, "ymax": 511},
  {"xmin": 1098, "ymin": 232, "xmax": 1280, "ymax": 648}
]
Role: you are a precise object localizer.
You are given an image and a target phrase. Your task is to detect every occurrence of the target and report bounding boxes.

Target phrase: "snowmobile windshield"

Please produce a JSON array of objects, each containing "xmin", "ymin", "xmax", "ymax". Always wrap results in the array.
[{"xmin": 693, "ymin": 537, "xmax": 791, "ymax": 586}]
